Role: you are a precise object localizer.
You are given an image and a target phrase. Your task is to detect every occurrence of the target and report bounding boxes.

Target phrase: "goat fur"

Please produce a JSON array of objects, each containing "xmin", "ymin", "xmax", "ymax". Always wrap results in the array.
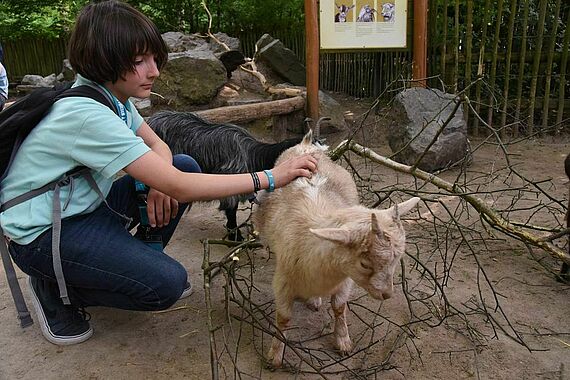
[
  {"xmin": 148, "ymin": 111, "xmax": 302, "ymax": 240},
  {"xmin": 253, "ymin": 130, "xmax": 420, "ymax": 367}
]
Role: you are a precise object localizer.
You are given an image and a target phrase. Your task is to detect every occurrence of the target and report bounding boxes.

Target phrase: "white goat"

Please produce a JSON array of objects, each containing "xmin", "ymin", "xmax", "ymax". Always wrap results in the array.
[
  {"xmin": 253, "ymin": 131, "xmax": 420, "ymax": 368},
  {"xmin": 357, "ymin": 4, "xmax": 377, "ymax": 22},
  {"xmin": 381, "ymin": 2, "xmax": 395, "ymax": 22}
]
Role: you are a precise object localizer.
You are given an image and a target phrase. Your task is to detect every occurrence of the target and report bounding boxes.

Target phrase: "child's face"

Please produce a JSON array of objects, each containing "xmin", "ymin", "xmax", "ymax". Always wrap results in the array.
[{"xmin": 107, "ymin": 53, "xmax": 159, "ymax": 102}]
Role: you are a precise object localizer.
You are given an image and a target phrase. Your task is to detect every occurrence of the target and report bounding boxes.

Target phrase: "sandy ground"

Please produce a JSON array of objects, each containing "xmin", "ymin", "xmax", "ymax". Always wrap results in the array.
[{"xmin": 1, "ymin": 95, "xmax": 570, "ymax": 379}]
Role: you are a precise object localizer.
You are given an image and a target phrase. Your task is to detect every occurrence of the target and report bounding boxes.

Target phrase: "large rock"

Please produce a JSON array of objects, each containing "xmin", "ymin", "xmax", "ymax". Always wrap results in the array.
[
  {"xmin": 161, "ymin": 32, "xmax": 240, "ymax": 57},
  {"xmin": 152, "ymin": 50, "xmax": 227, "ymax": 108},
  {"xmin": 255, "ymin": 34, "xmax": 306, "ymax": 86},
  {"xmin": 387, "ymin": 88, "xmax": 469, "ymax": 172},
  {"xmin": 21, "ymin": 74, "xmax": 58, "ymax": 87}
]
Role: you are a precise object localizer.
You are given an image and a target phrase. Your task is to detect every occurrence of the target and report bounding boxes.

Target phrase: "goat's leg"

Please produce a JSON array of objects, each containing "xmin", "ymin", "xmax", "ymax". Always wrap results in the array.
[
  {"xmin": 305, "ymin": 297, "xmax": 322, "ymax": 311},
  {"xmin": 331, "ymin": 281, "xmax": 352, "ymax": 354},
  {"xmin": 224, "ymin": 207, "xmax": 243, "ymax": 241},
  {"xmin": 268, "ymin": 282, "xmax": 294, "ymax": 368}
]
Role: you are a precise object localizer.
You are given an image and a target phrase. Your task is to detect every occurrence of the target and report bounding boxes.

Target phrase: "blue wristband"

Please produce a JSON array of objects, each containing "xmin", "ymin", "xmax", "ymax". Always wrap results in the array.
[
  {"xmin": 134, "ymin": 179, "xmax": 147, "ymax": 193},
  {"xmin": 263, "ymin": 170, "xmax": 275, "ymax": 192}
]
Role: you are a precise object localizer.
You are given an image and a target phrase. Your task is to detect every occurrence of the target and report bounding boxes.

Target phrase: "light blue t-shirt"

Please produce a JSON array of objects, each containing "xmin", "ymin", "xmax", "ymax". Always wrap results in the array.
[{"xmin": 0, "ymin": 75, "xmax": 150, "ymax": 244}]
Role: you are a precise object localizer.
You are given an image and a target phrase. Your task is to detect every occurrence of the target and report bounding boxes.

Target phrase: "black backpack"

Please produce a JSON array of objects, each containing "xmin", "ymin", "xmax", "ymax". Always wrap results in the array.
[
  {"xmin": 0, "ymin": 82, "xmax": 115, "ymax": 181},
  {"xmin": 0, "ymin": 82, "xmax": 116, "ymax": 327}
]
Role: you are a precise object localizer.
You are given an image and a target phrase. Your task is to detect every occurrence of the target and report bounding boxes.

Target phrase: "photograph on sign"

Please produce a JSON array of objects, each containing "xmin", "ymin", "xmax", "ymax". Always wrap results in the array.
[{"xmin": 320, "ymin": 0, "xmax": 407, "ymax": 50}]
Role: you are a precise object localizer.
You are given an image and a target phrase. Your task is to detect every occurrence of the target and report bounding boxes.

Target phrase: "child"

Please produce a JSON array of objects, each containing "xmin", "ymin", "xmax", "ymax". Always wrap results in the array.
[{"xmin": 0, "ymin": 0, "xmax": 317, "ymax": 346}]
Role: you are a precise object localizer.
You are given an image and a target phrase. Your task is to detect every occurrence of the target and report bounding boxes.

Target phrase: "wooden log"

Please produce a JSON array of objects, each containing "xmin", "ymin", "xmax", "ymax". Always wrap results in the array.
[{"xmin": 194, "ymin": 96, "xmax": 305, "ymax": 124}]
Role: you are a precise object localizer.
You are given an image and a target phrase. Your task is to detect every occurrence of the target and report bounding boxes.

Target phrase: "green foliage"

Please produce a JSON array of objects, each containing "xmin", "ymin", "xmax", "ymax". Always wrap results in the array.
[
  {"xmin": 0, "ymin": 0, "xmax": 304, "ymax": 41},
  {"xmin": 128, "ymin": 0, "xmax": 304, "ymax": 35},
  {"xmin": 0, "ymin": 0, "xmax": 89, "ymax": 40}
]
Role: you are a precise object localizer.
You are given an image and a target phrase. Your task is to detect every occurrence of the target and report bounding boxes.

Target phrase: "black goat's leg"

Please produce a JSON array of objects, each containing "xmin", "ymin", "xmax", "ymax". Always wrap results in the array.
[
  {"xmin": 560, "ymin": 154, "xmax": 570, "ymax": 280},
  {"xmin": 224, "ymin": 207, "xmax": 243, "ymax": 241}
]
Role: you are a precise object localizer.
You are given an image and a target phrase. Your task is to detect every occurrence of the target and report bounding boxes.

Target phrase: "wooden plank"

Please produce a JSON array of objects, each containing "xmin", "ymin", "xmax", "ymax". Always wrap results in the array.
[
  {"xmin": 453, "ymin": 0, "xmax": 460, "ymax": 92},
  {"xmin": 540, "ymin": 0, "xmax": 562, "ymax": 131},
  {"xmin": 514, "ymin": 0, "xmax": 530, "ymax": 137},
  {"xmin": 464, "ymin": 0, "xmax": 474, "ymax": 127},
  {"xmin": 527, "ymin": 0, "xmax": 548, "ymax": 135},
  {"xmin": 473, "ymin": 0, "xmax": 491, "ymax": 136},
  {"xmin": 486, "ymin": 0, "xmax": 504, "ymax": 129},
  {"xmin": 556, "ymin": 9, "xmax": 570, "ymax": 132},
  {"xmin": 500, "ymin": 0, "xmax": 518, "ymax": 136},
  {"xmin": 440, "ymin": 0, "xmax": 448, "ymax": 86}
]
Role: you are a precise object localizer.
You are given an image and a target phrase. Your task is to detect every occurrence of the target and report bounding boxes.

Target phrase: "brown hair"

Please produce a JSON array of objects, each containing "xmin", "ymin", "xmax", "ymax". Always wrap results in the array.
[{"xmin": 68, "ymin": 0, "xmax": 168, "ymax": 84}]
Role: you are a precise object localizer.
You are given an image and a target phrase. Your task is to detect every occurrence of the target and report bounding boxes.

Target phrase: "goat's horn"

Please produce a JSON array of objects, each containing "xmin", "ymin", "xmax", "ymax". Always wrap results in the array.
[
  {"xmin": 315, "ymin": 116, "xmax": 331, "ymax": 141},
  {"xmin": 370, "ymin": 213, "xmax": 380, "ymax": 233},
  {"xmin": 304, "ymin": 117, "xmax": 314, "ymax": 133}
]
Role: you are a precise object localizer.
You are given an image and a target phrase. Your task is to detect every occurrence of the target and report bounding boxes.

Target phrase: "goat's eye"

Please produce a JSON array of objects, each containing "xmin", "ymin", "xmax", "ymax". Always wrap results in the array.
[{"xmin": 360, "ymin": 260, "xmax": 373, "ymax": 271}]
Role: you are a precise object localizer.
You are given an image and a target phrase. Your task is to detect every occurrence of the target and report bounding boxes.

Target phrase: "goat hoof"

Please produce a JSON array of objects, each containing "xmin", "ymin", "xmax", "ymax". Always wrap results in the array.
[
  {"xmin": 271, "ymin": 356, "xmax": 283, "ymax": 369},
  {"xmin": 335, "ymin": 337, "xmax": 353, "ymax": 354},
  {"xmin": 267, "ymin": 350, "xmax": 283, "ymax": 369},
  {"xmin": 305, "ymin": 297, "xmax": 322, "ymax": 311}
]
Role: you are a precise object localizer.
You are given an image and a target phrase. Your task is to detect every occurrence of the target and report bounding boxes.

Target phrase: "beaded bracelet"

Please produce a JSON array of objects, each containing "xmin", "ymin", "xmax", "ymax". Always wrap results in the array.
[
  {"xmin": 250, "ymin": 172, "xmax": 261, "ymax": 192},
  {"xmin": 263, "ymin": 170, "xmax": 275, "ymax": 192}
]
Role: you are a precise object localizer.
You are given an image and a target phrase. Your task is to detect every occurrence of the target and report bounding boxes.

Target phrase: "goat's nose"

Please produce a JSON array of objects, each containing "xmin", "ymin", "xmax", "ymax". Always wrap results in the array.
[{"xmin": 382, "ymin": 289, "xmax": 393, "ymax": 300}]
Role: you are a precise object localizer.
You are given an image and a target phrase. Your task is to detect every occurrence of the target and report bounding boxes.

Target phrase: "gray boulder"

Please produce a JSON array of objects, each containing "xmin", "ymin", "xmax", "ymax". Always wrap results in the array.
[
  {"xmin": 387, "ymin": 88, "xmax": 469, "ymax": 172},
  {"xmin": 255, "ymin": 34, "xmax": 306, "ymax": 86},
  {"xmin": 21, "ymin": 74, "xmax": 58, "ymax": 87},
  {"xmin": 152, "ymin": 50, "xmax": 227, "ymax": 108},
  {"xmin": 162, "ymin": 32, "xmax": 239, "ymax": 57}
]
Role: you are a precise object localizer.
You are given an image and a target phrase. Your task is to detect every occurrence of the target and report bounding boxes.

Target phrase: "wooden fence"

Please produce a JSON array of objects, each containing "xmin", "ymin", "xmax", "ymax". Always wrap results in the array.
[
  {"xmin": 1, "ymin": 38, "xmax": 68, "ymax": 83},
  {"xmin": 2, "ymin": 0, "xmax": 568, "ymax": 135},
  {"xmin": 428, "ymin": 0, "xmax": 570, "ymax": 135}
]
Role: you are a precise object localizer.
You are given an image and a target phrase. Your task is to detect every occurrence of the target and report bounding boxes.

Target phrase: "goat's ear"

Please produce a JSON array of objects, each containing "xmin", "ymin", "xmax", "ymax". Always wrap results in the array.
[
  {"xmin": 302, "ymin": 129, "xmax": 313, "ymax": 145},
  {"xmin": 389, "ymin": 197, "xmax": 420, "ymax": 219},
  {"xmin": 310, "ymin": 227, "xmax": 353, "ymax": 245},
  {"xmin": 349, "ymin": 4, "xmax": 355, "ymax": 9}
]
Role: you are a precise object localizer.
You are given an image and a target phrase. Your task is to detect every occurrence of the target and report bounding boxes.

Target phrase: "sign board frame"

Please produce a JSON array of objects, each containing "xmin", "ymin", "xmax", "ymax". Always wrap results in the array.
[{"xmin": 319, "ymin": 0, "xmax": 408, "ymax": 50}]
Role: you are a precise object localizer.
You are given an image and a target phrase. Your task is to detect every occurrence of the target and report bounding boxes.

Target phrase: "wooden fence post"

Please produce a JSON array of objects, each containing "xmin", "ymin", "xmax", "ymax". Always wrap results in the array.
[
  {"xmin": 305, "ymin": 0, "xmax": 319, "ymax": 123},
  {"xmin": 413, "ymin": 0, "xmax": 428, "ymax": 87}
]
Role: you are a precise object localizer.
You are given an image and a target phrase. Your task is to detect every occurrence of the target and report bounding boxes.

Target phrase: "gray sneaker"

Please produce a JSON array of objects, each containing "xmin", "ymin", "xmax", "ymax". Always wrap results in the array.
[{"xmin": 28, "ymin": 277, "xmax": 93, "ymax": 345}]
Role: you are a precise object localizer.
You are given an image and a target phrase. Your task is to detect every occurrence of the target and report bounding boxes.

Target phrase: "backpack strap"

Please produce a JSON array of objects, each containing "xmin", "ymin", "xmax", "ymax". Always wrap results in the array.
[
  {"xmin": 0, "ymin": 229, "xmax": 33, "ymax": 327},
  {"xmin": 1, "ymin": 84, "xmax": 119, "ymax": 326}
]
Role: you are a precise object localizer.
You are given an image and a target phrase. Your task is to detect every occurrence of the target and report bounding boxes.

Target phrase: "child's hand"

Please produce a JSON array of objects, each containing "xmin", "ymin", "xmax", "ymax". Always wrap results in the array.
[
  {"xmin": 146, "ymin": 188, "xmax": 179, "ymax": 227},
  {"xmin": 271, "ymin": 153, "xmax": 318, "ymax": 189}
]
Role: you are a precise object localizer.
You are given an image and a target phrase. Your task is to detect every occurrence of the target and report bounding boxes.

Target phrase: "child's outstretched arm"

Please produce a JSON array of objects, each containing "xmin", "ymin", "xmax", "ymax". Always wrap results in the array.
[
  {"xmin": 124, "ymin": 149, "xmax": 318, "ymax": 203},
  {"xmin": 135, "ymin": 121, "xmax": 177, "ymax": 227}
]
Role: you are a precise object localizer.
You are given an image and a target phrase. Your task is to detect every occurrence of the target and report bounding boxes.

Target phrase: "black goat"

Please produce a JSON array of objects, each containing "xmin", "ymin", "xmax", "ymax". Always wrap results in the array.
[{"xmin": 147, "ymin": 111, "xmax": 302, "ymax": 240}]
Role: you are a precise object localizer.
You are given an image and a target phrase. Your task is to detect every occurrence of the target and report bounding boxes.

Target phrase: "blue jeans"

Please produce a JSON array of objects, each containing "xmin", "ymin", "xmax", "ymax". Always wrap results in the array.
[{"xmin": 9, "ymin": 154, "xmax": 201, "ymax": 311}]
